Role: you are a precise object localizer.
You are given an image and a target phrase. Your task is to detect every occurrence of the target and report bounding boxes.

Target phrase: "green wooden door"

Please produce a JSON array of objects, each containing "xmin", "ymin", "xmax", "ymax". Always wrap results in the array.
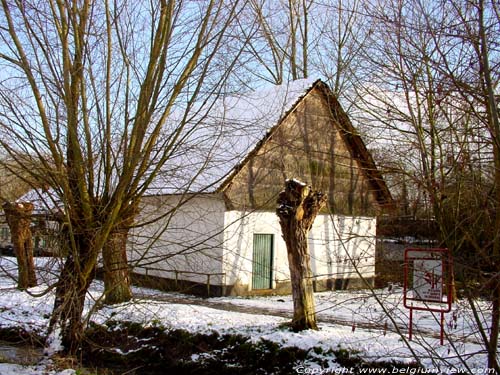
[{"xmin": 252, "ymin": 234, "xmax": 274, "ymax": 289}]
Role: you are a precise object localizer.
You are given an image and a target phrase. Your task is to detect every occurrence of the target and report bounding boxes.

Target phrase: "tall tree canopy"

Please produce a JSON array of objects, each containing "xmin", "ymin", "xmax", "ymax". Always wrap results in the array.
[{"xmin": 0, "ymin": 0, "xmax": 243, "ymax": 354}]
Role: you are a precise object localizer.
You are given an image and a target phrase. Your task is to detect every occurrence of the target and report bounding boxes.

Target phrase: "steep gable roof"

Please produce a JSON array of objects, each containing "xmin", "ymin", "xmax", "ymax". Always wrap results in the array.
[
  {"xmin": 147, "ymin": 78, "xmax": 319, "ymax": 195},
  {"xmin": 15, "ymin": 80, "xmax": 318, "ymax": 210},
  {"xmin": 314, "ymin": 81, "xmax": 393, "ymax": 208},
  {"xmin": 19, "ymin": 79, "xmax": 392, "ymax": 212},
  {"xmin": 216, "ymin": 79, "xmax": 393, "ymax": 209}
]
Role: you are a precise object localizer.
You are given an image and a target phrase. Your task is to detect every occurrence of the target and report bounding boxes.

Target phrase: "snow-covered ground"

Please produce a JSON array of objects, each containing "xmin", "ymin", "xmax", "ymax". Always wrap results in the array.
[{"xmin": 0, "ymin": 256, "xmax": 495, "ymax": 374}]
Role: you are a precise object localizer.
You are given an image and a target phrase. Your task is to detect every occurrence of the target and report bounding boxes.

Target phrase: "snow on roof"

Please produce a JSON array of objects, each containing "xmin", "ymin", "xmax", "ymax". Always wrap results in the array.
[
  {"xmin": 146, "ymin": 78, "xmax": 318, "ymax": 195},
  {"xmin": 17, "ymin": 79, "xmax": 319, "ymax": 207}
]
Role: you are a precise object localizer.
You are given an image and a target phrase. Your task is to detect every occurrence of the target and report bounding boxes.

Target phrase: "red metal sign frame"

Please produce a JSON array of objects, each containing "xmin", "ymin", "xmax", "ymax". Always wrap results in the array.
[{"xmin": 403, "ymin": 248, "xmax": 453, "ymax": 345}]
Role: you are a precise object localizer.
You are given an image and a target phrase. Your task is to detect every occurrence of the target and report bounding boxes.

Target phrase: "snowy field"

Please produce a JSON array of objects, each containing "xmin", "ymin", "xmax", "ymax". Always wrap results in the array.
[{"xmin": 0, "ymin": 256, "xmax": 495, "ymax": 374}]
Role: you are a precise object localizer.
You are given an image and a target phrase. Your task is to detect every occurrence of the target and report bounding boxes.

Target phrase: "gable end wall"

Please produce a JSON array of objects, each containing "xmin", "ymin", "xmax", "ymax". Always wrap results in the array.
[{"xmin": 222, "ymin": 88, "xmax": 380, "ymax": 216}]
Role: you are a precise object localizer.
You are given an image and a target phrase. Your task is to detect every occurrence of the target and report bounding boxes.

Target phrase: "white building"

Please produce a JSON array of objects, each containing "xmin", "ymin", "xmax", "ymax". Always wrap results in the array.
[{"xmin": 128, "ymin": 79, "xmax": 393, "ymax": 296}]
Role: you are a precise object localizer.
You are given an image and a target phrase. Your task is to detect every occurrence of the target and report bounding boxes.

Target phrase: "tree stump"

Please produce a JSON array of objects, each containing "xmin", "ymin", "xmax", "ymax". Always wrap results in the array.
[
  {"xmin": 276, "ymin": 179, "xmax": 327, "ymax": 331},
  {"xmin": 3, "ymin": 201, "xmax": 37, "ymax": 289}
]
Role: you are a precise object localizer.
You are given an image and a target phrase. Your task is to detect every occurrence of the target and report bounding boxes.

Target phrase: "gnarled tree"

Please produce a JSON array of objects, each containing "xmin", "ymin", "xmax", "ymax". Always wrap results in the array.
[
  {"xmin": 2, "ymin": 201, "xmax": 37, "ymax": 289},
  {"xmin": 276, "ymin": 178, "xmax": 327, "ymax": 331}
]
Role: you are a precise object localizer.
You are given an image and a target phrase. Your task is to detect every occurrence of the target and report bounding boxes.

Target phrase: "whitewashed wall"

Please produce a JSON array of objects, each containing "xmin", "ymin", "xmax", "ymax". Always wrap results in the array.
[
  {"xmin": 129, "ymin": 194, "xmax": 376, "ymax": 292},
  {"xmin": 222, "ymin": 211, "xmax": 284, "ymax": 289},
  {"xmin": 309, "ymin": 215, "xmax": 376, "ymax": 286},
  {"xmin": 223, "ymin": 210, "xmax": 376, "ymax": 291},
  {"xmin": 129, "ymin": 194, "xmax": 226, "ymax": 285}
]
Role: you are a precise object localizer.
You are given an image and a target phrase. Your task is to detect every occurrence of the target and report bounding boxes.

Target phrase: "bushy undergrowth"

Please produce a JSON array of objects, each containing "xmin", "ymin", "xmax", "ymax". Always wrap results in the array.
[
  {"xmin": 82, "ymin": 320, "xmax": 310, "ymax": 374},
  {"xmin": 81, "ymin": 321, "xmax": 418, "ymax": 374}
]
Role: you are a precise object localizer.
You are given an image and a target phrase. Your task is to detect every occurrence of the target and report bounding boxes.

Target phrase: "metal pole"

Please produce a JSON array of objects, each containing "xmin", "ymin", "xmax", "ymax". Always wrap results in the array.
[
  {"xmin": 409, "ymin": 306, "xmax": 413, "ymax": 341},
  {"xmin": 440, "ymin": 311, "xmax": 444, "ymax": 345}
]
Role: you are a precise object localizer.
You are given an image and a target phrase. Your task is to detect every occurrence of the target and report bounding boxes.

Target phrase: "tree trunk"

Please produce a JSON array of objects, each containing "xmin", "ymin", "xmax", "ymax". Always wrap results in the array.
[
  {"xmin": 48, "ymin": 230, "xmax": 97, "ymax": 356},
  {"xmin": 102, "ymin": 203, "xmax": 137, "ymax": 305},
  {"xmin": 103, "ymin": 226, "xmax": 132, "ymax": 305},
  {"xmin": 276, "ymin": 179, "xmax": 327, "ymax": 331},
  {"xmin": 284, "ymin": 222, "xmax": 317, "ymax": 330},
  {"xmin": 2, "ymin": 202, "xmax": 37, "ymax": 289}
]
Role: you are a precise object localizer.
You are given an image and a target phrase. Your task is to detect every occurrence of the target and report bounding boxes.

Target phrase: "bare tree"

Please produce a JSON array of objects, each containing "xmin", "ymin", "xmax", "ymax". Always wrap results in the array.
[
  {"xmin": 276, "ymin": 179, "xmax": 326, "ymax": 331},
  {"xmin": 356, "ymin": 0, "xmax": 500, "ymax": 369},
  {"xmin": 312, "ymin": 0, "xmax": 370, "ymax": 99},
  {"xmin": 0, "ymin": 0, "xmax": 243, "ymax": 356},
  {"xmin": 439, "ymin": 1, "xmax": 500, "ymax": 369},
  {"xmin": 238, "ymin": 0, "xmax": 312, "ymax": 84},
  {"xmin": 102, "ymin": 201, "xmax": 137, "ymax": 304},
  {"xmin": 0, "ymin": 158, "xmax": 34, "ymax": 202}
]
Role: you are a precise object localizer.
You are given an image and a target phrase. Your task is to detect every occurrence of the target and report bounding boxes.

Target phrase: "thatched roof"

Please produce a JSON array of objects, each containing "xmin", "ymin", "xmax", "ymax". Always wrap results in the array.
[
  {"xmin": 216, "ymin": 79, "xmax": 393, "ymax": 208},
  {"xmin": 17, "ymin": 79, "xmax": 393, "ymax": 211}
]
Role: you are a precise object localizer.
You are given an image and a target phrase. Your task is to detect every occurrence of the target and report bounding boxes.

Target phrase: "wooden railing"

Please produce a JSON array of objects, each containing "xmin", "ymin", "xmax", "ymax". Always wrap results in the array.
[{"xmin": 139, "ymin": 267, "xmax": 226, "ymax": 296}]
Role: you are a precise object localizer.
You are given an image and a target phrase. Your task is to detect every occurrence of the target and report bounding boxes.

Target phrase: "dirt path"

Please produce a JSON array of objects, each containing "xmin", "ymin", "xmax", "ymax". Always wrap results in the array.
[{"xmin": 133, "ymin": 292, "xmax": 479, "ymax": 345}]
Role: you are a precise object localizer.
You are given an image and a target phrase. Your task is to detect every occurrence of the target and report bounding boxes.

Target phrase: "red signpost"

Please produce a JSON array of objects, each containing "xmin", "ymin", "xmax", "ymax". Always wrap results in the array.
[{"xmin": 403, "ymin": 248, "xmax": 453, "ymax": 345}]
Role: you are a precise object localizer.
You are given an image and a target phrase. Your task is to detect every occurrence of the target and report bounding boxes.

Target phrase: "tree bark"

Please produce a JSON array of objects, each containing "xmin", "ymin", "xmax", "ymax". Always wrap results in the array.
[
  {"xmin": 102, "ymin": 202, "xmax": 137, "ymax": 305},
  {"xmin": 103, "ymin": 226, "xmax": 132, "ymax": 305},
  {"xmin": 2, "ymin": 202, "xmax": 37, "ymax": 289},
  {"xmin": 48, "ymin": 230, "xmax": 97, "ymax": 356},
  {"xmin": 276, "ymin": 179, "xmax": 327, "ymax": 331}
]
